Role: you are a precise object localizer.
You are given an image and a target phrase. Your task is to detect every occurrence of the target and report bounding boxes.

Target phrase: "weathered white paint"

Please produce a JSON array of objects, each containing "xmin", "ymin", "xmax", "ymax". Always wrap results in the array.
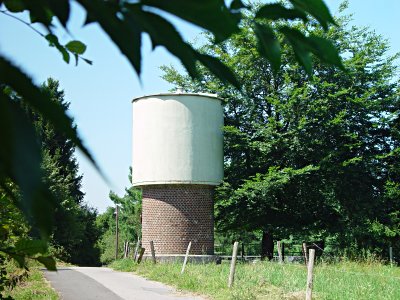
[{"xmin": 132, "ymin": 93, "xmax": 223, "ymax": 186}]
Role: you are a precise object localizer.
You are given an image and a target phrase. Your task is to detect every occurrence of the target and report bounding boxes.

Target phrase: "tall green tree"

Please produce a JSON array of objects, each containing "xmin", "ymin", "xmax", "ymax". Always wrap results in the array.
[
  {"xmin": 162, "ymin": 6, "xmax": 400, "ymax": 255},
  {"xmin": 19, "ymin": 78, "xmax": 101, "ymax": 265}
]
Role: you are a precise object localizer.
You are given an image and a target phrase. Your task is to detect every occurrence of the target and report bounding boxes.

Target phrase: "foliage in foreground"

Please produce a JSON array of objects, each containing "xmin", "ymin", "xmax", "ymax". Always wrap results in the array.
[{"xmin": 111, "ymin": 259, "xmax": 400, "ymax": 300}]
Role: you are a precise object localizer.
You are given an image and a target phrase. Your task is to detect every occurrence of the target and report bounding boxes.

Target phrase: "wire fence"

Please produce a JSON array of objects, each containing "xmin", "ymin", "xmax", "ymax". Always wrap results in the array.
[
  {"xmin": 123, "ymin": 239, "xmax": 400, "ymax": 300},
  {"xmin": 215, "ymin": 241, "xmax": 398, "ymax": 265},
  {"xmin": 216, "ymin": 242, "xmax": 400, "ymax": 297}
]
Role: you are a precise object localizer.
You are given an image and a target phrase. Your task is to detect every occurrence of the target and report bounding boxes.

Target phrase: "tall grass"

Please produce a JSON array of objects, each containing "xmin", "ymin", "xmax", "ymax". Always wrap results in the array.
[{"xmin": 110, "ymin": 259, "xmax": 400, "ymax": 300}]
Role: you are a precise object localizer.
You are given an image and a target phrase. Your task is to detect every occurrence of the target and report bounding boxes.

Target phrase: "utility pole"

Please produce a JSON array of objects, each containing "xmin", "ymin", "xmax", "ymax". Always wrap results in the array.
[{"xmin": 115, "ymin": 205, "xmax": 119, "ymax": 260}]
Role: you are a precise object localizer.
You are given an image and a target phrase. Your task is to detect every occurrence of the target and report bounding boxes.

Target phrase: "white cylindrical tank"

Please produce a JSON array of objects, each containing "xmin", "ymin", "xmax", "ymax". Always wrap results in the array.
[{"xmin": 131, "ymin": 93, "xmax": 223, "ymax": 186}]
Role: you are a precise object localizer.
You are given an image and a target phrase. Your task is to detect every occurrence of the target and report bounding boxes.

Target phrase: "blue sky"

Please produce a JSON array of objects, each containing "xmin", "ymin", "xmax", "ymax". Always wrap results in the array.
[{"xmin": 1, "ymin": 1, "xmax": 399, "ymax": 213}]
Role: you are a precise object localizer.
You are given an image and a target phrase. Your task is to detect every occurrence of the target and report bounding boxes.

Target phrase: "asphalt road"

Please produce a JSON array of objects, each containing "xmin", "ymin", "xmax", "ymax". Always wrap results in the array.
[{"xmin": 43, "ymin": 267, "xmax": 204, "ymax": 300}]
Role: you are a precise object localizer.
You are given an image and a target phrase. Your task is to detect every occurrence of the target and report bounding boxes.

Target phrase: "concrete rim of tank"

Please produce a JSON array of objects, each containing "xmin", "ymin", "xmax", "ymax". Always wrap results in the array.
[
  {"xmin": 132, "ymin": 180, "xmax": 221, "ymax": 187},
  {"xmin": 131, "ymin": 92, "xmax": 224, "ymax": 103}
]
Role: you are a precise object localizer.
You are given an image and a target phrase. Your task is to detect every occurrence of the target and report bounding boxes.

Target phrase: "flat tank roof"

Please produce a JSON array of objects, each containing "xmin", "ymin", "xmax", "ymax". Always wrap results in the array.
[{"xmin": 131, "ymin": 92, "xmax": 224, "ymax": 103}]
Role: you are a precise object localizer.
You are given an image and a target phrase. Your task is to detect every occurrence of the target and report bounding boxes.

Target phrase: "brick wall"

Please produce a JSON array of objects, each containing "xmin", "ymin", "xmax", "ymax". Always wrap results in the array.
[{"xmin": 141, "ymin": 184, "xmax": 214, "ymax": 255}]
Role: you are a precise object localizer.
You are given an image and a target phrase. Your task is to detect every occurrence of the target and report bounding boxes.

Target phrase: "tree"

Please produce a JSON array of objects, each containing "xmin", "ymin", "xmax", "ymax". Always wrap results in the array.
[
  {"xmin": 0, "ymin": 0, "xmax": 343, "ymax": 247},
  {"xmin": 97, "ymin": 169, "xmax": 141, "ymax": 263},
  {"xmin": 35, "ymin": 79, "xmax": 101, "ymax": 265},
  {"xmin": 1, "ymin": 79, "xmax": 101, "ymax": 270},
  {"xmin": 162, "ymin": 6, "xmax": 400, "ymax": 255}
]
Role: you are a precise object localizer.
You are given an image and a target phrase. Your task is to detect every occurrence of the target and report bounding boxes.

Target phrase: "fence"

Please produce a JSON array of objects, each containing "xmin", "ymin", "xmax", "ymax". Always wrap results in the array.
[
  {"xmin": 117, "ymin": 239, "xmax": 399, "ymax": 300},
  {"xmin": 121, "ymin": 239, "xmax": 397, "ymax": 266},
  {"xmin": 215, "ymin": 241, "xmax": 398, "ymax": 265}
]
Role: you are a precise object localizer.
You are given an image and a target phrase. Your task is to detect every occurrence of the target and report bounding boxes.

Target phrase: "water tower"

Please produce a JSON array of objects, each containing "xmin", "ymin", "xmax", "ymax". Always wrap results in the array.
[{"xmin": 131, "ymin": 92, "xmax": 223, "ymax": 256}]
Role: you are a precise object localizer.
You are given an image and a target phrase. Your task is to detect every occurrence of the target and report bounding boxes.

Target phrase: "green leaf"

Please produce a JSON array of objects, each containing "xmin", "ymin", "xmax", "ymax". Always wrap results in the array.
[
  {"xmin": 84, "ymin": 11, "xmax": 95, "ymax": 25},
  {"xmin": 28, "ymin": 6, "xmax": 53, "ymax": 26},
  {"xmin": 4, "ymin": 1, "xmax": 55, "ymax": 27},
  {"xmin": 254, "ymin": 23, "xmax": 281, "ymax": 74},
  {"xmin": 256, "ymin": 3, "xmax": 307, "ymax": 21},
  {"xmin": 195, "ymin": 53, "xmax": 240, "ymax": 89},
  {"xmin": 124, "ymin": 6, "xmax": 198, "ymax": 78},
  {"xmin": 280, "ymin": 27, "xmax": 312, "ymax": 74},
  {"xmin": 60, "ymin": 47, "xmax": 70, "ymax": 63},
  {"xmin": 279, "ymin": 28, "xmax": 344, "ymax": 72},
  {"xmin": 0, "ymin": 56, "xmax": 100, "ymax": 179},
  {"xmin": 66, "ymin": 40, "xmax": 87, "ymax": 55},
  {"xmin": 78, "ymin": 0, "xmax": 142, "ymax": 75},
  {"xmin": 0, "ymin": 91, "xmax": 55, "ymax": 238},
  {"xmin": 36, "ymin": 256, "xmax": 56, "ymax": 271},
  {"xmin": 8, "ymin": 253, "xmax": 25, "ymax": 268},
  {"xmin": 230, "ymin": 0, "xmax": 247, "ymax": 10},
  {"xmin": 3, "ymin": 0, "xmax": 25, "ymax": 12},
  {"xmin": 48, "ymin": 0, "xmax": 70, "ymax": 27},
  {"xmin": 307, "ymin": 35, "xmax": 345, "ymax": 70},
  {"xmin": 81, "ymin": 58, "xmax": 93, "ymax": 65},
  {"xmin": 45, "ymin": 34, "xmax": 70, "ymax": 64},
  {"xmin": 15, "ymin": 239, "xmax": 48, "ymax": 255},
  {"xmin": 140, "ymin": 0, "xmax": 240, "ymax": 42},
  {"xmin": 120, "ymin": 5, "xmax": 240, "ymax": 88},
  {"xmin": 0, "ymin": 56, "xmax": 104, "ymax": 236},
  {"xmin": 73, "ymin": 53, "xmax": 79, "ymax": 66},
  {"xmin": 45, "ymin": 33, "xmax": 58, "ymax": 44},
  {"xmin": 289, "ymin": 0, "xmax": 335, "ymax": 30}
]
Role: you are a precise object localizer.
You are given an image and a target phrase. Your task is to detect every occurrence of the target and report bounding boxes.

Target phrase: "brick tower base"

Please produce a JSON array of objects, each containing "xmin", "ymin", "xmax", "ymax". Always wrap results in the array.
[{"xmin": 141, "ymin": 184, "xmax": 214, "ymax": 255}]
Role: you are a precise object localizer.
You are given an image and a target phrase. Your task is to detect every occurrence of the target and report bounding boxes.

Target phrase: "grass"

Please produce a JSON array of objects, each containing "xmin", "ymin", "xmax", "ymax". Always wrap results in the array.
[
  {"xmin": 110, "ymin": 259, "xmax": 400, "ymax": 300},
  {"xmin": 2, "ymin": 267, "xmax": 58, "ymax": 300},
  {"xmin": 1, "ymin": 259, "xmax": 59, "ymax": 300}
]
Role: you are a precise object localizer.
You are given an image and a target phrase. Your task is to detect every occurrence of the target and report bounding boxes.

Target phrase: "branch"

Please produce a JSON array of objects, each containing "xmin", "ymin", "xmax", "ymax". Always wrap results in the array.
[{"xmin": 0, "ymin": 10, "xmax": 45, "ymax": 37}]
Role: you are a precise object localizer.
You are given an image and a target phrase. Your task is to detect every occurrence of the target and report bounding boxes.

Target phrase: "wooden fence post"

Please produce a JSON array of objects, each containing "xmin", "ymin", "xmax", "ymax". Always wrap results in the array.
[
  {"xmin": 228, "ymin": 241, "xmax": 239, "ymax": 288},
  {"xmin": 127, "ymin": 242, "xmax": 132, "ymax": 258},
  {"xmin": 150, "ymin": 241, "xmax": 156, "ymax": 264},
  {"xmin": 133, "ymin": 239, "xmax": 141, "ymax": 262},
  {"xmin": 115, "ymin": 205, "xmax": 119, "ymax": 260},
  {"xmin": 277, "ymin": 241, "xmax": 283, "ymax": 263},
  {"xmin": 126, "ymin": 241, "xmax": 129, "ymax": 258},
  {"xmin": 389, "ymin": 246, "xmax": 393, "ymax": 267},
  {"xmin": 306, "ymin": 249, "xmax": 316, "ymax": 300},
  {"xmin": 181, "ymin": 241, "xmax": 192, "ymax": 274},
  {"xmin": 137, "ymin": 248, "xmax": 145, "ymax": 264},
  {"xmin": 302, "ymin": 243, "xmax": 308, "ymax": 265}
]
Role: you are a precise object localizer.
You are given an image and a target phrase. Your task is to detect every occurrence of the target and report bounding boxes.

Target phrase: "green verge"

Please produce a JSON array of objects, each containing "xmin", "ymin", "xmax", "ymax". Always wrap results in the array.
[
  {"xmin": 110, "ymin": 259, "xmax": 400, "ymax": 300},
  {"xmin": 2, "ymin": 268, "xmax": 58, "ymax": 300}
]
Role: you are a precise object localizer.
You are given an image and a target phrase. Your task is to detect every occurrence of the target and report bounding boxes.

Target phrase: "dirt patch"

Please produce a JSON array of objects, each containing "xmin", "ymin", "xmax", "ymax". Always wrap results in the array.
[{"xmin": 284, "ymin": 291, "xmax": 305, "ymax": 299}]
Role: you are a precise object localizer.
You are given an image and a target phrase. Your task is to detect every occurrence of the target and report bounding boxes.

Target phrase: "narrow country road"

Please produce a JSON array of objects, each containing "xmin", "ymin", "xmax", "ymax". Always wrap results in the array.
[{"xmin": 43, "ymin": 267, "xmax": 204, "ymax": 300}]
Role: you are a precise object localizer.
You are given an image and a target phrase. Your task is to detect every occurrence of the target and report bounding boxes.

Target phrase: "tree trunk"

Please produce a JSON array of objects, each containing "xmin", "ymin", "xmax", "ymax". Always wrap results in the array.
[{"xmin": 261, "ymin": 231, "xmax": 274, "ymax": 261}]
